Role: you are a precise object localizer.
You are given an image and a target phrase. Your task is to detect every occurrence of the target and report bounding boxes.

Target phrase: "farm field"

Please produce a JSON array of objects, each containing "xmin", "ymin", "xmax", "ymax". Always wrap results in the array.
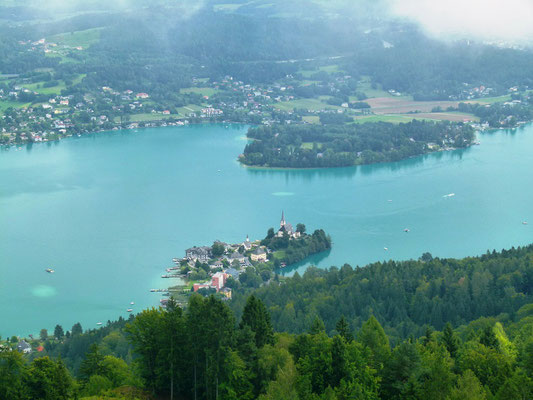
[
  {"xmin": 356, "ymin": 76, "xmax": 402, "ymax": 98},
  {"xmin": 365, "ymin": 97, "xmax": 459, "ymax": 114},
  {"xmin": 48, "ymin": 28, "xmax": 102, "ymax": 49},
  {"xmin": 274, "ymin": 98, "xmax": 341, "ymax": 111},
  {"xmin": 401, "ymin": 112, "xmax": 480, "ymax": 122},
  {"xmin": 180, "ymin": 87, "xmax": 219, "ymax": 97},
  {"xmin": 177, "ymin": 104, "xmax": 204, "ymax": 115},
  {"xmin": 114, "ymin": 113, "xmax": 172, "ymax": 123},
  {"xmin": 352, "ymin": 114, "xmax": 421, "ymax": 124}
]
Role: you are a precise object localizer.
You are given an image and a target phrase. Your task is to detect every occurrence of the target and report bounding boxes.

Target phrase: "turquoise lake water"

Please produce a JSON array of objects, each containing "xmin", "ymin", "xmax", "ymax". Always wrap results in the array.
[{"xmin": 1, "ymin": 123, "xmax": 533, "ymax": 337}]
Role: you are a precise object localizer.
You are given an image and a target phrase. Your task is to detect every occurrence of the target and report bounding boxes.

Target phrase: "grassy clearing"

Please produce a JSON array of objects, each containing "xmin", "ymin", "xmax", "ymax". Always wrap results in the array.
[
  {"xmin": 0, "ymin": 100, "xmax": 30, "ymax": 113},
  {"xmin": 319, "ymin": 65, "xmax": 341, "ymax": 73},
  {"xmin": 22, "ymin": 74, "xmax": 86, "ymax": 95},
  {"xmin": 352, "ymin": 114, "xmax": 420, "ymax": 124},
  {"xmin": 401, "ymin": 112, "xmax": 479, "ymax": 122},
  {"xmin": 302, "ymin": 115, "xmax": 320, "ymax": 124},
  {"xmin": 181, "ymin": 87, "xmax": 219, "ymax": 97},
  {"xmin": 356, "ymin": 76, "xmax": 401, "ymax": 99},
  {"xmin": 48, "ymin": 28, "xmax": 102, "ymax": 49},
  {"xmin": 299, "ymin": 65, "xmax": 342, "ymax": 78},
  {"xmin": 466, "ymin": 94, "xmax": 512, "ymax": 105},
  {"xmin": 301, "ymin": 142, "xmax": 323, "ymax": 149},
  {"xmin": 274, "ymin": 98, "xmax": 340, "ymax": 112},
  {"xmin": 114, "ymin": 113, "xmax": 171, "ymax": 123},
  {"xmin": 300, "ymin": 80, "xmax": 321, "ymax": 85},
  {"xmin": 177, "ymin": 104, "xmax": 204, "ymax": 115},
  {"xmin": 273, "ymin": 250, "xmax": 286, "ymax": 260}
]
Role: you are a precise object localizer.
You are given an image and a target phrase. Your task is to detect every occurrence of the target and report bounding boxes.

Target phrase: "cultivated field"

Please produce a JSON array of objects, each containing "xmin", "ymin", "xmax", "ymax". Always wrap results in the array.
[{"xmin": 366, "ymin": 97, "xmax": 459, "ymax": 114}]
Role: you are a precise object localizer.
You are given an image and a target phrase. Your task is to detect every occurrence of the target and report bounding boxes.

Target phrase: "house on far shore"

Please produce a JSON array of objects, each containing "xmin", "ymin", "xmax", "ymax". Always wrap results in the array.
[
  {"xmin": 226, "ymin": 251, "xmax": 247, "ymax": 265},
  {"xmin": 225, "ymin": 267, "xmax": 240, "ymax": 280},
  {"xmin": 193, "ymin": 283, "xmax": 211, "ymax": 292},
  {"xmin": 220, "ymin": 287, "xmax": 232, "ymax": 299},
  {"xmin": 186, "ymin": 246, "xmax": 211, "ymax": 263},
  {"xmin": 251, "ymin": 247, "xmax": 267, "ymax": 263},
  {"xmin": 17, "ymin": 340, "xmax": 31, "ymax": 354}
]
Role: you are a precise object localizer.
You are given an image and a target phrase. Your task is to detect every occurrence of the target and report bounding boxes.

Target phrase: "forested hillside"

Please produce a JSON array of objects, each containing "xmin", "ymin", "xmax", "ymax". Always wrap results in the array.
[
  {"xmin": 231, "ymin": 246, "xmax": 533, "ymax": 340},
  {"xmin": 2, "ymin": 245, "xmax": 533, "ymax": 399},
  {"xmin": 4, "ymin": 293, "xmax": 533, "ymax": 399}
]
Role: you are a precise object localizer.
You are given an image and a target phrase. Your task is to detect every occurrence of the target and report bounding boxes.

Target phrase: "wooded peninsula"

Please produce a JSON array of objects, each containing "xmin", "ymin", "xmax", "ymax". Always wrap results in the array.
[{"xmin": 240, "ymin": 120, "xmax": 476, "ymax": 168}]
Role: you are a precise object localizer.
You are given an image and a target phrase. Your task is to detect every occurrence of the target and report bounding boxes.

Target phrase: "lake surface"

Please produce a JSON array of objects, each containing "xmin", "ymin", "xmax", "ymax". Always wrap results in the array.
[{"xmin": 1, "ymin": 123, "xmax": 533, "ymax": 337}]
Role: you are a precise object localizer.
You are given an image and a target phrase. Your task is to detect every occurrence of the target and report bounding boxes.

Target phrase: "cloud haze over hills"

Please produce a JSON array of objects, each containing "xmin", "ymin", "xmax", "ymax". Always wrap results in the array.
[{"xmin": 387, "ymin": 0, "xmax": 533, "ymax": 45}]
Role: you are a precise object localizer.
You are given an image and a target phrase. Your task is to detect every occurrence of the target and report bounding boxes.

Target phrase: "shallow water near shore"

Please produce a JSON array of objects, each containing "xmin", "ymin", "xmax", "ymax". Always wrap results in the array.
[{"xmin": 1, "ymin": 123, "xmax": 532, "ymax": 336}]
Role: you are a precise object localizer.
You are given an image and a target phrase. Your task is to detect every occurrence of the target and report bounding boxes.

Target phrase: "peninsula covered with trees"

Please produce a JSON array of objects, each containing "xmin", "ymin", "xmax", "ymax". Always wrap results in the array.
[
  {"xmin": 240, "ymin": 120, "xmax": 475, "ymax": 168},
  {"xmin": 159, "ymin": 214, "xmax": 331, "ymax": 305}
]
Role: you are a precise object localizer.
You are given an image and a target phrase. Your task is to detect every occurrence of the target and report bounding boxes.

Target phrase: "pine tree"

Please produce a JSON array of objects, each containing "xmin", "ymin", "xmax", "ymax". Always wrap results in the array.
[
  {"xmin": 309, "ymin": 316, "xmax": 325, "ymax": 335},
  {"xmin": 240, "ymin": 295, "xmax": 274, "ymax": 348},
  {"xmin": 441, "ymin": 323, "xmax": 459, "ymax": 358},
  {"xmin": 423, "ymin": 326, "xmax": 434, "ymax": 346},
  {"xmin": 336, "ymin": 315, "xmax": 354, "ymax": 342},
  {"xmin": 330, "ymin": 336, "xmax": 348, "ymax": 387},
  {"xmin": 358, "ymin": 316, "xmax": 390, "ymax": 370},
  {"xmin": 79, "ymin": 344, "xmax": 105, "ymax": 381},
  {"xmin": 480, "ymin": 326, "xmax": 499, "ymax": 350},
  {"xmin": 71, "ymin": 323, "xmax": 83, "ymax": 337},
  {"xmin": 53, "ymin": 325, "xmax": 64, "ymax": 341}
]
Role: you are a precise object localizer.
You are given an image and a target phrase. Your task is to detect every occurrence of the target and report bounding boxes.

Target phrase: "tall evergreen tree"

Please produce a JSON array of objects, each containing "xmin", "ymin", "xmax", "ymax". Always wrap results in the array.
[
  {"xmin": 441, "ymin": 323, "xmax": 459, "ymax": 358},
  {"xmin": 358, "ymin": 316, "xmax": 390, "ymax": 370},
  {"xmin": 53, "ymin": 325, "xmax": 64, "ymax": 341},
  {"xmin": 309, "ymin": 316, "xmax": 326, "ymax": 335},
  {"xmin": 79, "ymin": 344, "xmax": 105, "ymax": 381},
  {"xmin": 71, "ymin": 323, "xmax": 83, "ymax": 337},
  {"xmin": 336, "ymin": 315, "xmax": 354, "ymax": 342},
  {"xmin": 240, "ymin": 295, "xmax": 274, "ymax": 348}
]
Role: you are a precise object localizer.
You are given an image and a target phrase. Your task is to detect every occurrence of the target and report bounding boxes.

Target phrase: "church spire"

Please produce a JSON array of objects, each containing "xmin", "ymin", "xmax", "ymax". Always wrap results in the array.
[{"xmin": 280, "ymin": 210, "xmax": 286, "ymax": 227}]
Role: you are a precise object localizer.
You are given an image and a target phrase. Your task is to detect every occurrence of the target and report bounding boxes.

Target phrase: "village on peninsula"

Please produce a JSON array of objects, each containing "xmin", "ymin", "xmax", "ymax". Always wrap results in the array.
[{"xmin": 154, "ymin": 212, "xmax": 331, "ymax": 305}]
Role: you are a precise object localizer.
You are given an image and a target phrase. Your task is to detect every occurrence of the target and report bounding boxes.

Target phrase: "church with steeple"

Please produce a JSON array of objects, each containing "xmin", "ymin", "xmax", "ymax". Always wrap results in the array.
[{"xmin": 276, "ymin": 211, "xmax": 301, "ymax": 238}]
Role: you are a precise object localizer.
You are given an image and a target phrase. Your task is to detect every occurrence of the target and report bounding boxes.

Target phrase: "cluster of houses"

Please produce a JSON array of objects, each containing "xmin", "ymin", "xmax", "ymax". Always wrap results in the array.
[
  {"xmin": 177, "ymin": 212, "xmax": 300, "ymax": 298},
  {"xmin": 0, "ymin": 339, "xmax": 45, "ymax": 355}
]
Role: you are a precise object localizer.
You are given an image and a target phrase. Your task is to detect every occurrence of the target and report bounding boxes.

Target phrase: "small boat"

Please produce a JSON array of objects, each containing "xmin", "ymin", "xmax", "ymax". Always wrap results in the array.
[
  {"xmin": 45, "ymin": 268, "xmax": 55, "ymax": 273},
  {"xmin": 387, "ymin": 200, "xmax": 393, "ymax": 202},
  {"xmin": 384, "ymin": 247, "xmax": 388, "ymax": 251},
  {"xmin": 96, "ymin": 322, "xmax": 102, "ymax": 326},
  {"xmin": 404, "ymin": 228, "xmax": 410, "ymax": 233},
  {"xmin": 130, "ymin": 301, "xmax": 135, "ymax": 305},
  {"xmin": 161, "ymin": 275, "xmax": 170, "ymax": 278},
  {"xmin": 443, "ymin": 193, "xmax": 455, "ymax": 198},
  {"xmin": 523, "ymin": 221, "xmax": 528, "ymax": 225},
  {"xmin": 127, "ymin": 308, "xmax": 133, "ymax": 312}
]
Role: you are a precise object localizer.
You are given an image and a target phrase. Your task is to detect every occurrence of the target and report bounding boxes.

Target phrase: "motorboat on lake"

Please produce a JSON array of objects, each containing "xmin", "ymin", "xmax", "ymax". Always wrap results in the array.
[{"xmin": 45, "ymin": 268, "xmax": 55, "ymax": 273}]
